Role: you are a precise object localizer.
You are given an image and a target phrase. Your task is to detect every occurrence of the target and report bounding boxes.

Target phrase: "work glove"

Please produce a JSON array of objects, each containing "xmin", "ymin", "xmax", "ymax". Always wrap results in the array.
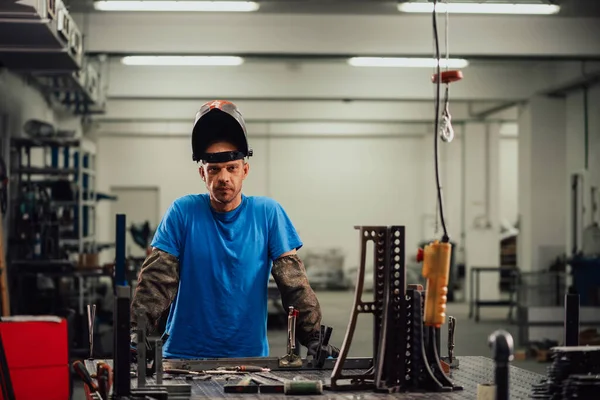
[{"xmin": 306, "ymin": 340, "xmax": 340, "ymax": 359}]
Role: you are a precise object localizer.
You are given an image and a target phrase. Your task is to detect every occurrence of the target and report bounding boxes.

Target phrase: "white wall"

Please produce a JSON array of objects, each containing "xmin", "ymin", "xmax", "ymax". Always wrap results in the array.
[
  {"xmin": 0, "ymin": 70, "xmax": 56, "ymax": 137},
  {"xmin": 566, "ymin": 82, "xmax": 600, "ymax": 254},
  {"xmin": 500, "ymin": 137, "xmax": 519, "ymax": 225},
  {"xmin": 518, "ymin": 96, "xmax": 567, "ymax": 272},
  {"xmin": 95, "ymin": 128, "xmax": 519, "ymax": 268}
]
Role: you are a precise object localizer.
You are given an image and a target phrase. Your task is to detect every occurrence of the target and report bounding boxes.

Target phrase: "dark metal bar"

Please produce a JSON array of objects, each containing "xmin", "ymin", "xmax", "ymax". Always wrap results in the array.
[
  {"xmin": 155, "ymin": 339, "xmax": 163, "ymax": 385},
  {"xmin": 114, "ymin": 285, "xmax": 131, "ymax": 397},
  {"xmin": 565, "ymin": 293, "xmax": 580, "ymax": 346},
  {"xmin": 137, "ymin": 313, "xmax": 147, "ymax": 388},
  {"xmin": 115, "ymin": 214, "xmax": 127, "ymax": 286},
  {"xmin": 489, "ymin": 330, "xmax": 514, "ymax": 400},
  {"xmin": 572, "ymin": 174, "xmax": 580, "ymax": 256}
]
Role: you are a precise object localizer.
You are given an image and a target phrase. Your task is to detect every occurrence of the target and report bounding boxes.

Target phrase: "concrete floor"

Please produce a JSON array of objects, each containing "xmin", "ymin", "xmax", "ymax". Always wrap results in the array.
[{"xmin": 71, "ymin": 290, "xmax": 547, "ymax": 398}]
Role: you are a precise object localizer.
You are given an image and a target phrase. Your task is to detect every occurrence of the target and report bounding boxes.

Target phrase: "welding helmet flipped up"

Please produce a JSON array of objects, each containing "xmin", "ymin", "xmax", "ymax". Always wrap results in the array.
[{"xmin": 191, "ymin": 100, "xmax": 253, "ymax": 163}]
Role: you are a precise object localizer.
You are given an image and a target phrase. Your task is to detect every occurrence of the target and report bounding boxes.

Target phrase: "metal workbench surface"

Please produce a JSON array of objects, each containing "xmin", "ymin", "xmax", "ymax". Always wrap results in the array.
[{"xmin": 86, "ymin": 356, "xmax": 543, "ymax": 399}]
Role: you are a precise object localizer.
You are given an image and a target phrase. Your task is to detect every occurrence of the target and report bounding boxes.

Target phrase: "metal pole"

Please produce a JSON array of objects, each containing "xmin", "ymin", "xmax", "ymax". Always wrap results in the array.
[
  {"xmin": 115, "ymin": 214, "xmax": 126, "ymax": 287},
  {"xmin": 564, "ymin": 293, "xmax": 580, "ymax": 346}
]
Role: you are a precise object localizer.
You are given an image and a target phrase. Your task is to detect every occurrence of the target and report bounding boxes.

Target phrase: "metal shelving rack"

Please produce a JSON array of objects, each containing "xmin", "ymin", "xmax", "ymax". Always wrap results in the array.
[{"xmin": 8, "ymin": 136, "xmax": 98, "ymax": 260}]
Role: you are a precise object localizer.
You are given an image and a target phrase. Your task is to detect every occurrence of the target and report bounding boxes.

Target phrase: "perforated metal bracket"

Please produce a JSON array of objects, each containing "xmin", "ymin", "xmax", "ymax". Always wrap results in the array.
[{"xmin": 329, "ymin": 226, "xmax": 406, "ymax": 392}]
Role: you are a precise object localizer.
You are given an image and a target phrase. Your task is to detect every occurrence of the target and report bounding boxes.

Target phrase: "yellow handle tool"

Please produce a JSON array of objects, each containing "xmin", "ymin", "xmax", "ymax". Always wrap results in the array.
[{"xmin": 420, "ymin": 240, "xmax": 452, "ymax": 328}]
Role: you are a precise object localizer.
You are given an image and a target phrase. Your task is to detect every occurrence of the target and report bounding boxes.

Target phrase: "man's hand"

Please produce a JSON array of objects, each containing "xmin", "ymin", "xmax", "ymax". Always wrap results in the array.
[{"xmin": 306, "ymin": 340, "xmax": 340, "ymax": 358}]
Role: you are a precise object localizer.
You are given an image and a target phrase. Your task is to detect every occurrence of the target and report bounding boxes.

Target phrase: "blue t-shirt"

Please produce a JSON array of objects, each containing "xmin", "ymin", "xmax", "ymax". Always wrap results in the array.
[{"xmin": 150, "ymin": 193, "xmax": 302, "ymax": 359}]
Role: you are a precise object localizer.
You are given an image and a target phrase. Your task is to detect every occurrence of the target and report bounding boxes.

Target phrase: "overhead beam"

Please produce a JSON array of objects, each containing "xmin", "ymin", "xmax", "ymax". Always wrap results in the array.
[
  {"xmin": 105, "ymin": 60, "xmax": 540, "ymax": 102},
  {"xmin": 92, "ymin": 119, "xmax": 519, "ymax": 139},
  {"xmin": 91, "ymin": 120, "xmax": 433, "ymax": 138},
  {"xmin": 97, "ymin": 98, "xmax": 515, "ymax": 123},
  {"xmin": 535, "ymin": 61, "xmax": 600, "ymax": 95},
  {"xmin": 74, "ymin": 12, "xmax": 600, "ymax": 59}
]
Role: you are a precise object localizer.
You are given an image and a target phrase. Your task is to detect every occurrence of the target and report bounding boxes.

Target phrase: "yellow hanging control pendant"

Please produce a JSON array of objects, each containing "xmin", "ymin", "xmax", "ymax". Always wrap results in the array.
[{"xmin": 418, "ymin": 240, "xmax": 452, "ymax": 328}]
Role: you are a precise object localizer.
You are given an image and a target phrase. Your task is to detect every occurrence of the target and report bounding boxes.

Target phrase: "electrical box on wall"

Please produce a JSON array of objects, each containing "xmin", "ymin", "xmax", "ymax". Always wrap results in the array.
[{"xmin": 0, "ymin": 0, "xmax": 83, "ymax": 71}]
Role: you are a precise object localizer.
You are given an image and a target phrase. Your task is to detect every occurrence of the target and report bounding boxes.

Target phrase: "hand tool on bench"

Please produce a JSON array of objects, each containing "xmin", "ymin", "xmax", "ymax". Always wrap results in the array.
[
  {"xmin": 73, "ymin": 360, "xmax": 101, "ymax": 399},
  {"xmin": 96, "ymin": 361, "xmax": 112, "ymax": 400},
  {"xmin": 278, "ymin": 306, "xmax": 303, "ymax": 368},
  {"xmin": 217, "ymin": 365, "xmax": 270, "ymax": 372},
  {"xmin": 440, "ymin": 315, "xmax": 459, "ymax": 372},
  {"xmin": 253, "ymin": 372, "xmax": 324, "ymax": 395},
  {"xmin": 87, "ymin": 304, "xmax": 96, "ymax": 359},
  {"xmin": 165, "ymin": 368, "xmax": 243, "ymax": 376},
  {"xmin": 448, "ymin": 316, "xmax": 456, "ymax": 364},
  {"xmin": 224, "ymin": 376, "xmax": 260, "ymax": 393}
]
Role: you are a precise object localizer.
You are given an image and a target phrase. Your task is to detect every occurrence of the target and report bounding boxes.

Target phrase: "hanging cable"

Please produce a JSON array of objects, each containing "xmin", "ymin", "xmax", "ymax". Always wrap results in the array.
[{"xmin": 432, "ymin": 0, "xmax": 449, "ymax": 243}]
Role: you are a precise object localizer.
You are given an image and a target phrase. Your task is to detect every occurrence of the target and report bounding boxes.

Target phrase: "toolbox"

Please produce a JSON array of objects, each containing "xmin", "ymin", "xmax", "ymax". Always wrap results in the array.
[{"xmin": 0, "ymin": 316, "xmax": 70, "ymax": 400}]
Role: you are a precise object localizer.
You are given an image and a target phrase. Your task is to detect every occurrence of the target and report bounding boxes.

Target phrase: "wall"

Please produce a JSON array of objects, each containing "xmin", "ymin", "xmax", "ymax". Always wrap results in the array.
[
  {"xmin": 566, "ymin": 82, "xmax": 600, "ymax": 254},
  {"xmin": 0, "ymin": 70, "xmax": 56, "ymax": 137},
  {"xmin": 95, "ymin": 127, "xmax": 519, "ymax": 269},
  {"xmin": 518, "ymin": 97, "xmax": 568, "ymax": 272}
]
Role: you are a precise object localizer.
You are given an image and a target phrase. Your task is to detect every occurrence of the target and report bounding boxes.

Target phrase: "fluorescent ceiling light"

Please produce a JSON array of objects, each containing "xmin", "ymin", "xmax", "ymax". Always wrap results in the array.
[
  {"xmin": 94, "ymin": 1, "xmax": 259, "ymax": 12},
  {"xmin": 121, "ymin": 56, "xmax": 244, "ymax": 66},
  {"xmin": 348, "ymin": 57, "xmax": 469, "ymax": 68},
  {"xmin": 397, "ymin": 2, "xmax": 560, "ymax": 15}
]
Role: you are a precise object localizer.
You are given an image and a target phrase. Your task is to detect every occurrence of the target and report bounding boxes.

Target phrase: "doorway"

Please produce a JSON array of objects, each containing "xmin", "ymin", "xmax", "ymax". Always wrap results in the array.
[{"xmin": 109, "ymin": 186, "xmax": 160, "ymax": 258}]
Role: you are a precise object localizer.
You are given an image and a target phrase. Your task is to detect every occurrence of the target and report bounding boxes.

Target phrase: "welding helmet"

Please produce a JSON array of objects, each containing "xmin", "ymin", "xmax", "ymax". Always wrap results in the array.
[{"xmin": 191, "ymin": 100, "xmax": 253, "ymax": 163}]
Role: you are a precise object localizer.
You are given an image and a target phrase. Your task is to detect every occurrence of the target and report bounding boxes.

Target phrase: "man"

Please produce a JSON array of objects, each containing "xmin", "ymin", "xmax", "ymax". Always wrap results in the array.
[{"xmin": 130, "ymin": 100, "xmax": 339, "ymax": 360}]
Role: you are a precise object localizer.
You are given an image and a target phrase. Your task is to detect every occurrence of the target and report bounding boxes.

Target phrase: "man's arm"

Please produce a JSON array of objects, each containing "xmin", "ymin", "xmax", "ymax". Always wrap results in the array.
[
  {"xmin": 271, "ymin": 249, "xmax": 322, "ymax": 346},
  {"xmin": 131, "ymin": 248, "xmax": 180, "ymax": 333}
]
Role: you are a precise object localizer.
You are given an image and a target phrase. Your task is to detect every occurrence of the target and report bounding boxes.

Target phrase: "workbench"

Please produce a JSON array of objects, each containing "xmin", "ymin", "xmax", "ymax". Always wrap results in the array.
[{"xmin": 85, "ymin": 356, "xmax": 543, "ymax": 399}]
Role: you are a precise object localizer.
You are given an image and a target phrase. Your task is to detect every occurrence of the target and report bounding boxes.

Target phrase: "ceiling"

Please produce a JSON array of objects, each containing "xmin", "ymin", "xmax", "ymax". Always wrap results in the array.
[{"xmin": 64, "ymin": 0, "xmax": 600, "ymax": 17}]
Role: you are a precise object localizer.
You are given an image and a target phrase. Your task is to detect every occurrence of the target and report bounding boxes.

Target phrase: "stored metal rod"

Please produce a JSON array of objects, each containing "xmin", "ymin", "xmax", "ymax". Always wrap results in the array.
[
  {"xmin": 87, "ymin": 304, "xmax": 96, "ymax": 359},
  {"xmin": 488, "ymin": 330, "xmax": 514, "ymax": 400},
  {"xmin": 565, "ymin": 293, "xmax": 580, "ymax": 346},
  {"xmin": 115, "ymin": 214, "xmax": 127, "ymax": 286}
]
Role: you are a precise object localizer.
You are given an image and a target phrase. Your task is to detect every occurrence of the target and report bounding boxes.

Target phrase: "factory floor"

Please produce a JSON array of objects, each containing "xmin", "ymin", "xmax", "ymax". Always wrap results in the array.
[{"xmin": 71, "ymin": 290, "xmax": 546, "ymax": 398}]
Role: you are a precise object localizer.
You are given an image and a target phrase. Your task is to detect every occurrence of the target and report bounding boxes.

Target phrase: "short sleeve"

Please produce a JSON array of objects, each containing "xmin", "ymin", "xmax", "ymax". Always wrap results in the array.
[
  {"xmin": 151, "ymin": 200, "xmax": 185, "ymax": 258},
  {"xmin": 268, "ymin": 201, "xmax": 303, "ymax": 261}
]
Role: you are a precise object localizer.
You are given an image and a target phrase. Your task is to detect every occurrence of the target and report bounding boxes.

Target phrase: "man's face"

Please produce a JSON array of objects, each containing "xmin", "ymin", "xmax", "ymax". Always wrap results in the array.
[{"xmin": 199, "ymin": 141, "xmax": 249, "ymax": 206}]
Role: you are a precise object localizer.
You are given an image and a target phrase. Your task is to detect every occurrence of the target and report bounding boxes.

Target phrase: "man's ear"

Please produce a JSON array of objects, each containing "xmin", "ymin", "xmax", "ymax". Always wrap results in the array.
[
  {"xmin": 242, "ymin": 161, "xmax": 250, "ymax": 180},
  {"xmin": 199, "ymin": 165, "xmax": 206, "ymax": 182}
]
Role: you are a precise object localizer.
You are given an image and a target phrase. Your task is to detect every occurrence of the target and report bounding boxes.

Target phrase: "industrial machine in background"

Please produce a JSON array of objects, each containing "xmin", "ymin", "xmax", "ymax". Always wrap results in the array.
[{"xmin": 304, "ymin": 248, "xmax": 347, "ymax": 291}]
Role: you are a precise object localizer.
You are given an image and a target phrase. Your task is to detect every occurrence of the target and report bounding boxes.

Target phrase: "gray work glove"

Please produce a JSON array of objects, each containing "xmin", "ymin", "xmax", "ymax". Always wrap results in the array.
[{"xmin": 306, "ymin": 340, "xmax": 340, "ymax": 358}]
